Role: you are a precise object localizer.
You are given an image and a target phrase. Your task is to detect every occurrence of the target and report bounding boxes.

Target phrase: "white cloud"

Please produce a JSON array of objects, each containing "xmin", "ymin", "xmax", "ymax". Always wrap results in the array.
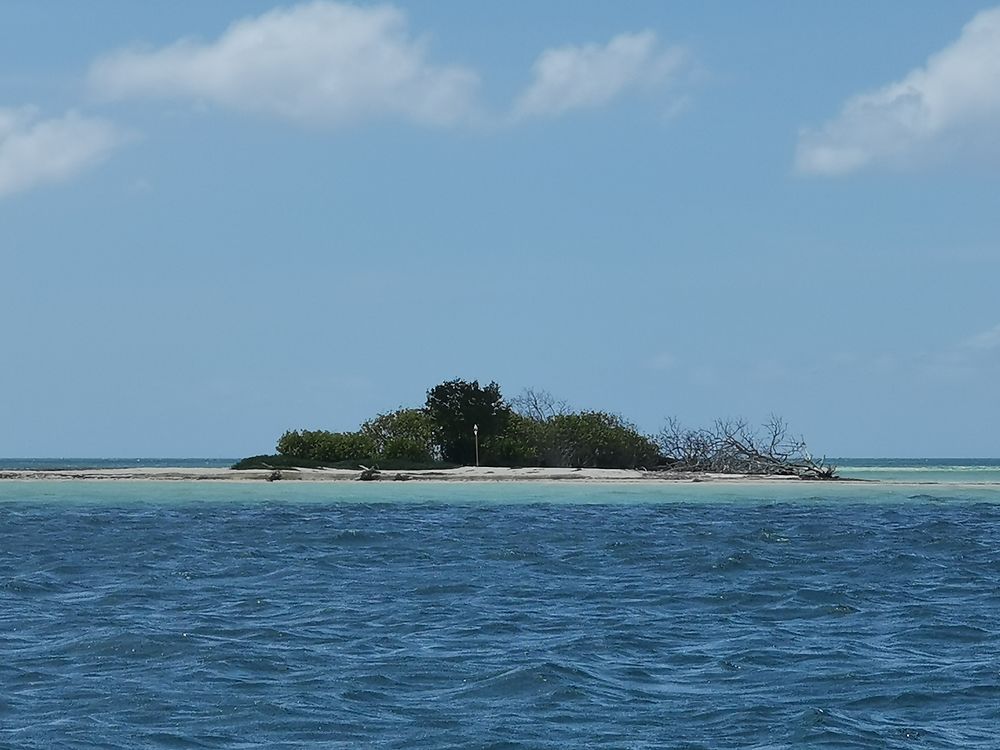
[
  {"xmin": 964, "ymin": 323, "xmax": 1000, "ymax": 351},
  {"xmin": 88, "ymin": 1, "xmax": 481, "ymax": 128},
  {"xmin": 797, "ymin": 6, "xmax": 1000, "ymax": 175},
  {"xmin": 513, "ymin": 31, "xmax": 687, "ymax": 120},
  {"xmin": 0, "ymin": 107, "xmax": 122, "ymax": 199}
]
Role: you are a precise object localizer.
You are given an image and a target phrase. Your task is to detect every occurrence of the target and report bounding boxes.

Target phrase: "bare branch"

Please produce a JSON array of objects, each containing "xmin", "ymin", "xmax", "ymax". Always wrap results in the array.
[
  {"xmin": 657, "ymin": 416, "xmax": 836, "ymax": 478},
  {"xmin": 510, "ymin": 388, "xmax": 570, "ymax": 422}
]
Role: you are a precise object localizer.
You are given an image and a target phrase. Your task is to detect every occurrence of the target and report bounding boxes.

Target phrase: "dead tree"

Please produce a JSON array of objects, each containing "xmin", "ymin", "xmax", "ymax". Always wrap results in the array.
[
  {"xmin": 658, "ymin": 415, "xmax": 836, "ymax": 478},
  {"xmin": 358, "ymin": 465, "xmax": 382, "ymax": 481},
  {"xmin": 510, "ymin": 388, "xmax": 570, "ymax": 422}
]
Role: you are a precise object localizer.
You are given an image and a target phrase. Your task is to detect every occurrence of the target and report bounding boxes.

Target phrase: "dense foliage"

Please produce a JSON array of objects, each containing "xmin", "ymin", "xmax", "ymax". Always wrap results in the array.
[
  {"xmin": 231, "ymin": 454, "xmax": 457, "ymax": 471},
  {"xmin": 276, "ymin": 429, "xmax": 375, "ymax": 463},
  {"xmin": 425, "ymin": 380, "xmax": 509, "ymax": 465},
  {"xmin": 361, "ymin": 408, "xmax": 437, "ymax": 462},
  {"xmin": 543, "ymin": 412, "xmax": 661, "ymax": 469},
  {"xmin": 240, "ymin": 379, "xmax": 831, "ymax": 476},
  {"xmin": 261, "ymin": 380, "xmax": 659, "ymax": 470},
  {"xmin": 231, "ymin": 454, "xmax": 334, "ymax": 470},
  {"xmin": 480, "ymin": 410, "xmax": 659, "ymax": 469}
]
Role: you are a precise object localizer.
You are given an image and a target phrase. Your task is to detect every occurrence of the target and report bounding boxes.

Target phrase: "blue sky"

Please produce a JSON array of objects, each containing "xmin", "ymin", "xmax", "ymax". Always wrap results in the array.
[{"xmin": 2, "ymin": 1, "xmax": 999, "ymax": 457}]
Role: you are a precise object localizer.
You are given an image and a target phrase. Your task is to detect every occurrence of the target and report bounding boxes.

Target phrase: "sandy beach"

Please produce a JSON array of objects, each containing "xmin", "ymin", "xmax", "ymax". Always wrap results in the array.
[{"xmin": 0, "ymin": 466, "xmax": 830, "ymax": 483}]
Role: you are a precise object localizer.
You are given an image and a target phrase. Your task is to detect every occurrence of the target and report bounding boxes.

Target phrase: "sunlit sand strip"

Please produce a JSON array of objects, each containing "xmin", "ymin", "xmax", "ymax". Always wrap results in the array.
[{"xmin": 0, "ymin": 466, "xmax": 840, "ymax": 483}]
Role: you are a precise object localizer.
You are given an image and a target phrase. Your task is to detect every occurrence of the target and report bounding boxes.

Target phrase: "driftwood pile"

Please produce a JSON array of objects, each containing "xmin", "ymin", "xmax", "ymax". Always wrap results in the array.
[{"xmin": 658, "ymin": 416, "xmax": 837, "ymax": 479}]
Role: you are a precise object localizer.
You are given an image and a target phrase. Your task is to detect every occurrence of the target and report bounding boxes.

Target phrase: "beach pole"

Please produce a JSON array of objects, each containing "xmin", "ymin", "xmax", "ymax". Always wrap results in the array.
[{"xmin": 474, "ymin": 424, "xmax": 479, "ymax": 467}]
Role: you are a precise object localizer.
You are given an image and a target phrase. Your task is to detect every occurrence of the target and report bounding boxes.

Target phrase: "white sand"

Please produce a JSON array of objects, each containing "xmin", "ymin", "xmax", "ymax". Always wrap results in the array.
[{"xmin": 0, "ymin": 465, "xmax": 816, "ymax": 483}]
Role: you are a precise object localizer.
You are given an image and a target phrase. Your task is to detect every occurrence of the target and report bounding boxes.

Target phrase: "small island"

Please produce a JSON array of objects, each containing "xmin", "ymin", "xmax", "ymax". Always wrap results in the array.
[
  {"xmin": 0, "ymin": 379, "xmax": 838, "ymax": 483},
  {"xmin": 232, "ymin": 379, "xmax": 837, "ymax": 482}
]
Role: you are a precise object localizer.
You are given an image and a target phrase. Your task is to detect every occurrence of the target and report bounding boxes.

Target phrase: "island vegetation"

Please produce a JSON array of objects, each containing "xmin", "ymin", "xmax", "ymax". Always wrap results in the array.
[{"xmin": 233, "ymin": 379, "xmax": 836, "ymax": 479}]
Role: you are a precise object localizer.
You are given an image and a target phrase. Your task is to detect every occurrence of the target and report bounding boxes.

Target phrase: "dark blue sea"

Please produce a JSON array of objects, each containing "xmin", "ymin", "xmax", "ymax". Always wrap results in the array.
[{"xmin": 2, "ymin": 475, "xmax": 1000, "ymax": 748}]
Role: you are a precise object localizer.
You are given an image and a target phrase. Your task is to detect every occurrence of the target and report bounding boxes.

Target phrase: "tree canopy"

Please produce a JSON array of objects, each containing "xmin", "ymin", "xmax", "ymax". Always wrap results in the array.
[
  {"xmin": 237, "ymin": 378, "xmax": 833, "ymax": 477},
  {"xmin": 361, "ymin": 408, "xmax": 437, "ymax": 463},
  {"xmin": 425, "ymin": 379, "xmax": 510, "ymax": 465}
]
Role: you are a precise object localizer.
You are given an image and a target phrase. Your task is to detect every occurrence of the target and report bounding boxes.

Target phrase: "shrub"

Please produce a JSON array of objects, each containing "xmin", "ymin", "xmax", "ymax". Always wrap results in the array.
[
  {"xmin": 231, "ymin": 454, "xmax": 330, "ymax": 470},
  {"xmin": 482, "ymin": 412, "xmax": 545, "ymax": 467},
  {"xmin": 231, "ymin": 454, "xmax": 458, "ymax": 471},
  {"xmin": 543, "ymin": 411, "xmax": 660, "ymax": 469},
  {"xmin": 276, "ymin": 429, "xmax": 376, "ymax": 464},
  {"xmin": 361, "ymin": 408, "xmax": 438, "ymax": 462}
]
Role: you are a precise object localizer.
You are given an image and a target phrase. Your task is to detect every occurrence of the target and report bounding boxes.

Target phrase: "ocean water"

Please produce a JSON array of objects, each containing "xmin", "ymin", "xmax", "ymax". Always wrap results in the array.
[
  {"xmin": 0, "ymin": 458, "xmax": 237, "ymax": 471},
  {"xmin": 834, "ymin": 458, "xmax": 1000, "ymax": 484},
  {"xmin": 2, "ymin": 476, "xmax": 1000, "ymax": 748}
]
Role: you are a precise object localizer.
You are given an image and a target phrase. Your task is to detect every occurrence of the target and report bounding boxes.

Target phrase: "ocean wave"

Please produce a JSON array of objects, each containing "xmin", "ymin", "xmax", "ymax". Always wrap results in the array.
[{"xmin": 4, "ymin": 495, "xmax": 1000, "ymax": 747}]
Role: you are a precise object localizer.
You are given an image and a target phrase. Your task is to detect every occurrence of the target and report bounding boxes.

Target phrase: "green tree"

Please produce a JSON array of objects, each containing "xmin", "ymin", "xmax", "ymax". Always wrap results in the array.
[
  {"xmin": 276, "ymin": 429, "xmax": 375, "ymax": 464},
  {"xmin": 425, "ymin": 379, "xmax": 511, "ymax": 465},
  {"xmin": 544, "ymin": 411, "xmax": 660, "ymax": 469},
  {"xmin": 361, "ymin": 408, "xmax": 438, "ymax": 462},
  {"xmin": 482, "ymin": 412, "xmax": 545, "ymax": 467}
]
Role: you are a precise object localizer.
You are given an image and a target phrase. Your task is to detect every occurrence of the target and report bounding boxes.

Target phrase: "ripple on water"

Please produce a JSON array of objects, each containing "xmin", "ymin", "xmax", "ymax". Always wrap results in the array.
[{"xmin": 2, "ymin": 494, "xmax": 1000, "ymax": 748}]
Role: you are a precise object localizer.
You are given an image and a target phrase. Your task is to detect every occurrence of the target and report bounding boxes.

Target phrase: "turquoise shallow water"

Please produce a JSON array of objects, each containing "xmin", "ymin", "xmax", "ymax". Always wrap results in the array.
[
  {"xmin": 2, "ymin": 477, "xmax": 1000, "ymax": 748},
  {"xmin": 835, "ymin": 459, "xmax": 1000, "ymax": 484}
]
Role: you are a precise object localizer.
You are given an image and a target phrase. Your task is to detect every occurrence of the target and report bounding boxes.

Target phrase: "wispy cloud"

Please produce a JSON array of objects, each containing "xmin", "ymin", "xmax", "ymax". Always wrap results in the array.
[
  {"xmin": 963, "ymin": 323, "xmax": 1000, "ymax": 351},
  {"xmin": 796, "ymin": 6, "xmax": 1000, "ymax": 175},
  {"xmin": 0, "ymin": 107, "xmax": 122, "ymax": 199},
  {"xmin": 88, "ymin": 1, "xmax": 482, "ymax": 128},
  {"xmin": 513, "ymin": 31, "xmax": 687, "ymax": 121},
  {"xmin": 89, "ymin": 6, "xmax": 690, "ymax": 130}
]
